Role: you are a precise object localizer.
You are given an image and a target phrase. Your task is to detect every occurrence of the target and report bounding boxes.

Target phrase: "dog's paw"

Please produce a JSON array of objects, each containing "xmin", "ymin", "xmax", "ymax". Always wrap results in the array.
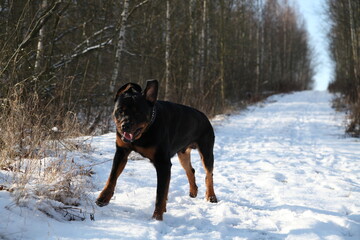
[
  {"xmin": 96, "ymin": 190, "xmax": 114, "ymax": 207},
  {"xmin": 189, "ymin": 192, "xmax": 197, "ymax": 198},
  {"xmin": 189, "ymin": 186, "xmax": 198, "ymax": 198},
  {"xmin": 152, "ymin": 211, "xmax": 164, "ymax": 221},
  {"xmin": 95, "ymin": 199, "xmax": 109, "ymax": 207},
  {"xmin": 207, "ymin": 195, "xmax": 218, "ymax": 203}
]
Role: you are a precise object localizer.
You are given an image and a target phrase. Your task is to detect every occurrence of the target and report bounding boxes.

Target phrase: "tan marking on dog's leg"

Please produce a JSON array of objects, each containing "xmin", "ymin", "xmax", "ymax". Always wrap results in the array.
[
  {"xmin": 96, "ymin": 147, "xmax": 130, "ymax": 206},
  {"xmin": 199, "ymin": 150, "xmax": 218, "ymax": 203},
  {"xmin": 205, "ymin": 171, "xmax": 217, "ymax": 202},
  {"xmin": 178, "ymin": 148, "xmax": 198, "ymax": 198},
  {"xmin": 152, "ymin": 161, "xmax": 171, "ymax": 221}
]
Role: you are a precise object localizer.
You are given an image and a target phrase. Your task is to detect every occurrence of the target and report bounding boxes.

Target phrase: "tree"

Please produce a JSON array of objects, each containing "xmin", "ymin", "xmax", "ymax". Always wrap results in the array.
[
  {"xmin": 109, "ymin": 0, "xmax": 130, "ymax": 93},
  {"xmin": 164, "ymin": 0, "xmax": 171, "ymax": 100}
]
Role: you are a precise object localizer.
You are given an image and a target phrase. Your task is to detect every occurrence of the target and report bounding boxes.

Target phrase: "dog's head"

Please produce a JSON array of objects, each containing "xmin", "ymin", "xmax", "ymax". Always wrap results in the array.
[{"xmin": 113, "ymin": 79, "xmax": 158, "ymax": 143}]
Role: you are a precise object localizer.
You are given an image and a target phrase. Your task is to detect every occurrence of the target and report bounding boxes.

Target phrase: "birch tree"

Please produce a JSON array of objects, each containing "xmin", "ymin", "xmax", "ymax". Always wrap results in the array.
[
  {"xmin": 199, "ymin": 0, "xmax": 207, "ymax": 95},
  {"xmin": 164, "ymin": 0, "xmax": 171, "ymax": 100},
  {"xmin": 109, "ymin": 0, "xmax": 130, "ymax": 93},
  {"xmin": 34, "ymin": 0, "xmax": 48, "ymax": 75},
  {"xmin": 187, "ymin": 0, "xmax": 196, "ymax": 91},
  {"xmin": 219, "ymin": 0, "xmax": 225, "ymax": 106},
  {"xmin": 255, "ymin": 0, "xmax": 264, "ymax": 97}
]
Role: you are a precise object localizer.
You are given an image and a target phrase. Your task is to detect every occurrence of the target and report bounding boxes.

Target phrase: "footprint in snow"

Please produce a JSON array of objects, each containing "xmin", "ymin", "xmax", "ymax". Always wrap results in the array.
[{"xmin": 274, "ymin": 173, "xmax": 288, "ymax": 183}]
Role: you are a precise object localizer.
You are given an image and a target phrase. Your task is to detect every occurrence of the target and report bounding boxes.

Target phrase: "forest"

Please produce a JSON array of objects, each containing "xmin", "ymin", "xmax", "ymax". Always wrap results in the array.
[
  {"xmin": 327, "ymin": 0, "xmax": 360, "ymax": 136},
  {"xmin": 0, "ymin": 0, "xmax": 314, "ymax": 167}
]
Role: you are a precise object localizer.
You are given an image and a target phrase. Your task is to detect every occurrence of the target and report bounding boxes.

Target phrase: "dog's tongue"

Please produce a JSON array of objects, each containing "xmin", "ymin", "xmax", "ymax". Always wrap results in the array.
[{"xmin": 123, "ymin": 132, "xmax": 134, "ymax": 141}]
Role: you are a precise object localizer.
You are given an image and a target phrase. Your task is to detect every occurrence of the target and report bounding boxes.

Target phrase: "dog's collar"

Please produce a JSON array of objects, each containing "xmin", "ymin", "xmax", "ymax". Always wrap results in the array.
[
  {"xmin": 141, "ymin": 105, "xmax": 156, "ymax": 135},
  {"xmin": 146, "ymin": 104, "xmax": 157, "ymax": 131}
]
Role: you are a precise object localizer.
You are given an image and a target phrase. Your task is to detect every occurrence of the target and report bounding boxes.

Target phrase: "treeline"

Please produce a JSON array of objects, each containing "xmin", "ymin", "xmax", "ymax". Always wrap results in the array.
[
  {"xmin": 327, "ymin": 0, "xmax": 360, "ymax": 135},
  {"xmin": 0, "ymin": 0, "xmax": 314, "ymax": 133}
]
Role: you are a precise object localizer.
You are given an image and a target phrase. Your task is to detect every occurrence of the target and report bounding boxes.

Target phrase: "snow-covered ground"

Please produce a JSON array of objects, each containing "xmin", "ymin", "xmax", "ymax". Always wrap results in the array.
[{"xmin": 1, "ymin": 91, "xmax": 359, "ymax": 240}]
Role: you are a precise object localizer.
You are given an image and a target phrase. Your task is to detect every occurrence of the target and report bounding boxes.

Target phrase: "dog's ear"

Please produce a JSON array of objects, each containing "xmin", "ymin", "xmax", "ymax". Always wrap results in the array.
[
  {"xmin": 143, "ymin": 79, "xmax": 158, "ymax": 104},
  {"xmin": 115, "ymin": 83, "xmax": 142, "ymax": 101}
]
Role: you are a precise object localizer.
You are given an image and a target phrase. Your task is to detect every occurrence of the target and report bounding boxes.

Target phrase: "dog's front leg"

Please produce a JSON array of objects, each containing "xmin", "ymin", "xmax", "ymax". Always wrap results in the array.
[
  {"xmin": 152, "ymin": 159, "xmax": 172, "ymax": 221},
  {"xmin": 96, "ymin": 147, "xmax": 130, "ymax": 207}
]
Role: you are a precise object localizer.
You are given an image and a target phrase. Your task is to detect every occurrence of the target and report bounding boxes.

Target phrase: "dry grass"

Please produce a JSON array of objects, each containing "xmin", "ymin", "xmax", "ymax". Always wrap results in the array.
[{"xmin": 0, "ymin": 84, "xmax": 94, "ymax": 220}]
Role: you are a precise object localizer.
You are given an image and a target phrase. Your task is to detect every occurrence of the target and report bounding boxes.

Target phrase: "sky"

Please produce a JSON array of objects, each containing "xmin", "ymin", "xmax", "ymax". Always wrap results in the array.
[{"xmin": 290, "ymin": 0, "xmax": 334, "ymax": 91}]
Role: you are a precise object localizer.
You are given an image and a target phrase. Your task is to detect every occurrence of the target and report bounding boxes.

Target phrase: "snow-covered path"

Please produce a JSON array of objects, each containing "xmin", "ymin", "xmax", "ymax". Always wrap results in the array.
[{"xmin": 1, "ymin": 91, "xmax": 360, "ymax": 239}]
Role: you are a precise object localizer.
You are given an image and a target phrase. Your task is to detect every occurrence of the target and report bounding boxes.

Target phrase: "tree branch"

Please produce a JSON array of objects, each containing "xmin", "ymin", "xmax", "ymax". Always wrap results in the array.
[
  {"xmin": 53, "ymin": 39, "xmax": 112, "ymax": 69},
  {"xmin": 128, "ymin": 0, "xmax": 150, "ymax": 20}
]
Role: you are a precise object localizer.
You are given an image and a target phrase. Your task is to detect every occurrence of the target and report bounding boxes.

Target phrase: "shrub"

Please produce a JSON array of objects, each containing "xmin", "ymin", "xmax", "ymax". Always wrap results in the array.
[{"xmin": 347, "ymin": 99, "xmax": 360, "ymax": 137}]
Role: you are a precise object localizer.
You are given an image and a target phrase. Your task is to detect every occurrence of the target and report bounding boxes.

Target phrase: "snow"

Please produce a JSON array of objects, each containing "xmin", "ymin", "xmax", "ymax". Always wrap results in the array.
[{"xmin": 1, "ymin": 90, "xmax": 360, "ymax": 240}]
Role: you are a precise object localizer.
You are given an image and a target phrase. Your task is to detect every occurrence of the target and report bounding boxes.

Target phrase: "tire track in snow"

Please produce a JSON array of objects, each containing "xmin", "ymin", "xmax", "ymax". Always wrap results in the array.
[{"xmin": 212, "ymin": 91, "xmax": 360, "ymax": 239}]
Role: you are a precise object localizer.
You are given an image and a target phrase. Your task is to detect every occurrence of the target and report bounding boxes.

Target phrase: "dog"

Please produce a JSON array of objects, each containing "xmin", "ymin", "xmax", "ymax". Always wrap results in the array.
[{"xmin": 96, "ymin": 79, "xmax": 217, "ymax": 220}]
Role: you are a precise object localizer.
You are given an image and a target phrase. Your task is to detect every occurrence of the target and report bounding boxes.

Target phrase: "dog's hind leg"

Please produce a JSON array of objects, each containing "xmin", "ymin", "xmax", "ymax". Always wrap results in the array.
[
  {"xmin": 197, "ymin": 130, "xmax": 218, "ymax": 203},
  {"xmin": 178, "ymin": 148, "xmax": 198, "ymax": 198}
]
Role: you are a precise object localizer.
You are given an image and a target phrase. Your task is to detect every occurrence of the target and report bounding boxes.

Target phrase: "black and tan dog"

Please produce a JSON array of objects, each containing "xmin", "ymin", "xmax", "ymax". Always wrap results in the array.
[{"xmin": 96, "ymin": 79, "xmax": 217, "ymax": 220}]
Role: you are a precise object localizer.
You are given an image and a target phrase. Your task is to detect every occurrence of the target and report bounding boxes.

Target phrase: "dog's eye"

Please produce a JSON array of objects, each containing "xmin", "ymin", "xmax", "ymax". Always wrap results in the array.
[{"xmin": 114, "ymin": 110, "xmax": 123, "ymax": 118}]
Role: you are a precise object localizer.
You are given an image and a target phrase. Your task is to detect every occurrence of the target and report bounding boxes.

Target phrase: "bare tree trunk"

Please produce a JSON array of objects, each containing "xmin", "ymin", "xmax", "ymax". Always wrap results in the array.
[
  {"xmin": 219, "ymin": 0, "xmax": 225, "ymax": 106},
  {"xmin": 255, "ymin": 0, "xmax": 264, "ymax": 97},
  {"xmin": 109, "ymin": 0, "xmax": 130, "ymax": 93},
  {"xmin": 34, "ymin": 0, "xmax": 47, "ymax": 74},
  {"xmin": 348, "ymin": 0, "xmax": 358, "ymax": 83},
  {"xmin": 187, "ymin": 0, "xmax": 196, "ymax": 91},
  {"xmin": 199, "ymin": 0, "xmax": 207, "ymax": 95},
  {"xmin": 164, "ymin": 0, "xmax": 171, "ymax": 100}
]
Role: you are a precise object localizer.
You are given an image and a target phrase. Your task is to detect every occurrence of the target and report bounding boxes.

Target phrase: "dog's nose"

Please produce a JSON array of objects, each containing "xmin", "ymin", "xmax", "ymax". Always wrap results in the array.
[{"xmin": 121, "ymin": 122, "xmax": 131, "ymax": 132}]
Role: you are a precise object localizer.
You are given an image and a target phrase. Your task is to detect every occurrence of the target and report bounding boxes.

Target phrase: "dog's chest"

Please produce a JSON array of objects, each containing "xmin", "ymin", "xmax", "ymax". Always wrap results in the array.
[{"xmin": 133, "ymin": 145, "xmax": 156, "ymax": 161}]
